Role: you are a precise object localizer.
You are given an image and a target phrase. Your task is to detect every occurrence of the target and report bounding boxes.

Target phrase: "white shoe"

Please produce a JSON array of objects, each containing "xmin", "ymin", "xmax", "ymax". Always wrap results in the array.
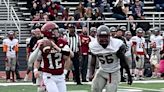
[
  {"xmin": 133, "ymin": 76, "xmax": 138, "ymax": 81},
  {"xmin": 139, "ymin": 77, "xmax": 144, "ymax": 80},
  {"xmin": 24, "ymin": 74, "xmax": 29, "ymax": 81},
  {"xmin": 6, "ymin": 79, "xmax": 11, "ymax": 82}
]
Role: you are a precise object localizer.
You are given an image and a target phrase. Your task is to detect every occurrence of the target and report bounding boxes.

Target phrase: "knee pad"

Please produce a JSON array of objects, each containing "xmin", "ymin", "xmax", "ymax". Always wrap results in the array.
[
  {"xmin": 5, "ymin": 67, "xmax": 10, "ymax": 71},
  {"xmin": 28, "ymin": 66, "xmax": 33, "ymax": 71},
  {"xmin": 11, "ymin": 67, "xmax": 16, "ymax": 71},
  {"xmin": 37, "ymin": 86, "xmax": 46, "ymax": 92}
]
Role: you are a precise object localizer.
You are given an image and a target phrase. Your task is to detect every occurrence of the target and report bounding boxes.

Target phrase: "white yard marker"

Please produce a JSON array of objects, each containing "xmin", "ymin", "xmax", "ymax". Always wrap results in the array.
[
  {"xmin": 119, "ymin": 86, "xmax": 161, "ymax": 92},
  {"xmin": 68, "ymin": 91, "xmax": 88, "ymax": 92}
]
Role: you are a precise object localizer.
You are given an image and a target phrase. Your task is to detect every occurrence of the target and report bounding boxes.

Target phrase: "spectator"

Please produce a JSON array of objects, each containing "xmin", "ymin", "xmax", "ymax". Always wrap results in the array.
[
  {"xmin": 109, "ymin": 26, "xmax": 117, "ymax": 37},
  {"xmin": 131, "ymin": 0, "xmax": 144, "ymax": 6},
  {"xmin": 98, "ymin": 0, "xmax": 111, "ymax": 13},
  {"xmin": 40, "ymin": 3, "xmax": 49, "ymax": 13},
  {"xmin": 27, "ymin": 0, "xmax": 33, "ymax": 8},
  {"xmin": 136, "ymin": 16, "xmax": 150, "ymax": 32},
  {"xmin": 112, "ymin": 0, "xmax": 127, "ymax": 20},
  {"xmin": 42, "ymin": 13, "xmax": 50, "ymax": 21},
  {"xmin": 31, "ymin": 2, "xmax": 39, "ymax": 17},
  {"xmin": 84, "ymin": 0, "xmax": 95, "ymax": 7},
  {"xmin": 128, "ymin": 15, "xmax": 137, "ymax": 36},
  {"xmin": 89, "ymin": 27, "xmax": 97, "ymax": 42},
  {"xmin": 154, "ymin": 0, "xmax": 164, "ymax": 12},
  {"xmin": 92, "ymin": 8, "xmax": 105, "ymax": 27},
  {"xmin": 62, "ymin": 8, "xmax": 69, "ymax": 21},
  {"xmin": 123, "ymin": 0, "xmax": 131, "ymax": 15},
  {"xmin": 84, "ymin": 7, "xmax": 94, "ymax": 21},
  {"xmin": 74, "ymin": 2, "xmax": 85, "ymax": 28},
  {"xmin": 79, "ymin": 27, "xmax": 91, "ymax": 82},
  {"xmin": 132, "ymin": 0, "xmax": 144, "ymax": 19},
  {"xmin": 48, "ymin": 2, "xmax": 58, "ymax": 20}
]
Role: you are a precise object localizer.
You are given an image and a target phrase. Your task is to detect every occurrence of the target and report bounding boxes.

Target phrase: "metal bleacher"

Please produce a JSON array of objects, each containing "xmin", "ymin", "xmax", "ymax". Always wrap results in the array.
[{"xmin": 0, "ymin": 0, "xmax": 162, "ymax": 44}]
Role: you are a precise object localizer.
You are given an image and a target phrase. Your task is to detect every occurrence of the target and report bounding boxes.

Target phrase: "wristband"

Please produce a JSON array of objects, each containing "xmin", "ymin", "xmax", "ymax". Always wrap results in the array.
[
  {"xmin": 64, "ymin": 69, "xmax": 68, "ymax": 75},
  {"xmin": 34, "ymin": 68, "xmax": 38, "ymax": 72}
]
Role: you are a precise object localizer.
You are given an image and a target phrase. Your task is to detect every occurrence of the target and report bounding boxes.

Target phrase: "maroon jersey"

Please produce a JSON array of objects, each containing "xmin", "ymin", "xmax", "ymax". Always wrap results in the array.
[
  {"xmin": 41, "ymin": 38, "xmax": 68, "ymax": 75},
  {"xmin": 80, "ymin": 34, "xmax": 90, "ymax": 55}
]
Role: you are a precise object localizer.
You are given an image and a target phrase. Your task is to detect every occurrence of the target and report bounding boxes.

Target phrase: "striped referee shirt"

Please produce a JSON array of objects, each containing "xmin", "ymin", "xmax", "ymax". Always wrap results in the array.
[{"xmin": 67, "ymin": 33, "xmax": 80, "ymax": 53}]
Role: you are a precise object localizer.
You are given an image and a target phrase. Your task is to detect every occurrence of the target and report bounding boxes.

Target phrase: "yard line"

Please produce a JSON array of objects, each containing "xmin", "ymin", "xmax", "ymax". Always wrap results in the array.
[
  {"xmin": 103, "ymin": 89, "xmax": 143, "ymax": 92},
  {"xmin": 132, "ymin": 80, "xmax": 164, "ymax": 83},
  {"xmin": 68, "ymin": 91, "xmax": 88, "ymax": 92},
  {"xmin": 1, "ymin": 80, "xmax": 164, "ymax": 86},
  {"xmin": 119, "ymin": 86, "xmax": 161, "ymax": 91}
]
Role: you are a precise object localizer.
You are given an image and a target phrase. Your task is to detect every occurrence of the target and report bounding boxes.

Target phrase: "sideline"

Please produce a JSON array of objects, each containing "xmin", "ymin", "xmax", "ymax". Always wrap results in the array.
[
  {"xmin": 1, "ymin": 80, "xmax": 164, "ymax": 86},
  {"xmin": 119, "ymin": 86, "xmax": 161, "ymax": 92}
]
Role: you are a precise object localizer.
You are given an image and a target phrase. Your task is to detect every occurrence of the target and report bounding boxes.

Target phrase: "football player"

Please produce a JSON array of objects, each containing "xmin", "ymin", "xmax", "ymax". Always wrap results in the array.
[
  {"xmin": 29, "ymin": 22, "xmax": 73, "ymax": 92},
  {"xmin": 3, "ymin": 31, "xmax": 19, "ymax": 82},
  {"xmin": 150, "ymin": 27, "xmax": 163, "ymax": 78},
  {"xmin": 131, "ymin": 28, "xmax": 149, "ymax": 80},
  {"xmin": 89, "ymin": 25, "xmax": 132, "ymax": 92},
  {"xmin": 124, "ymin": 31, "xmax": 134, "ymax": 75},
  {"xmin": 24, "ymin": 28, "xmax": 42, "ymax": 82}
]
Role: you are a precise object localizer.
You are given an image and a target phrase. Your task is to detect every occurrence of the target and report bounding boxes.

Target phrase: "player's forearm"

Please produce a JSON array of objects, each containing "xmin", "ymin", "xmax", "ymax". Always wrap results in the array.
[
  {"xmin": 117, "ymin": 45, "xmax": 131, "ymax": 77},
  {"xmin": 69, "ymin": 50, "xmax": 74, "ymax": 58},
  {"xmin": 64, "ymin": 56, "xmax": 72, "ymax": 70},
  {"xmin": 28, "ymin": 47, "xmax": 40, "ymax": 65},
  {"xmin": 34, "ymin": 60, "xmax": 41, "ymax": 70},
  {"xmin": 132, "ymin": 45, "xmax": 137, "ymax": 55},
  {"xmin": 89, "ymin": 65, "xmax": 95, "ymax": 77},
  {"xmin": 120, "ymin": 55, "xmax": 131, "ymax": 76},
  {"xmin": 144, "ymin": 48, "xmax": 147, "ymax": 55},
  {"xmin": 89, "ymin": 55, "xmax": 96, "ymax": 77}
]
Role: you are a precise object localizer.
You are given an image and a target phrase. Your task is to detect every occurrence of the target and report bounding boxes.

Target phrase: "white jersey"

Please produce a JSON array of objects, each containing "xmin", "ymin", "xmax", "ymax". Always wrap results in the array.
[
  {"xmin": 131, "ymin": 36, "xmax": 145, "ymax": 55},
  {"xmin": 89, "ymin": 36, "xmax": 96, "ymax": 42},
  {"xmin": 89, "ymin": 37, "xmax": 123, "ymax": 73},
  {"xmin": 26, "ymin": 37, "xmax": 31, "ymax": 45},
  {"xmin": 3, "ymin": 38, "xmax": 19, "ymax": 58},
  {"xmin": 125, "ymin": 38, "xmax": 132, "ymax": 56},
  {"xmin": 150, "ymin": 35, "xmax": 163, "ymax": 50}
]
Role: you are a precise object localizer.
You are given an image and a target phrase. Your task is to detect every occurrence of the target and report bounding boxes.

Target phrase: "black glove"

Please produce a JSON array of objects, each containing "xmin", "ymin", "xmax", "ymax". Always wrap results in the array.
[
  {"xmin": 127, "ymin": 75, "xmax": 133, "ymax": 85},
  {"xmin": 136, "ymin": 56, "xmax": 139, "ymax": 62}
]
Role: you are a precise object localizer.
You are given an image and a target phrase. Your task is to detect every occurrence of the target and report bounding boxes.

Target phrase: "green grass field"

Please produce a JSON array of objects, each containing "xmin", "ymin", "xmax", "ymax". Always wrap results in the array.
[{"xmin": 0, "ymin": 82, "xmax": 164, "ymax": 92}]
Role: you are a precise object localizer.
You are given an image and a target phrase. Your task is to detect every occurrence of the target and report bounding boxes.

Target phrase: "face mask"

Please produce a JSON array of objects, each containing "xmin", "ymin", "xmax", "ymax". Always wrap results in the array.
[
  {"xmin": 46, "ymin": 2, "xmax": 51, "ymax": 6},
  {"xmin": 53, "ymin": 37, "xmax": 58, "ymax": 43},
  {"xmin": 83, "ymin": 32, "xmax": 87, "ymax": 35},
  {"xmin": 9, "ymin": 36, "xmax": 13, "ymax": 40},
  {"xmin": 43, "ymin": 4, "xmax": 46, "ymax": 8}
]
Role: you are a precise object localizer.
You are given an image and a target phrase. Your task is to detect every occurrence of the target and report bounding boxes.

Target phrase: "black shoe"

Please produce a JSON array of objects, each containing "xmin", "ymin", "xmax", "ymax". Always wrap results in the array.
[
  {"xmin": 121, "ymin": 78, "xmax": 126, "ymax": 82},
  {"xmin": 16, "ymin": 77, "xmax": 23, "ymax": 80},
  {"xmin": 77, "ymin": 83, "xmax": 83, "ymax": 85},
  {"xmin": 65, "ymin": 77, "xmax": 69, "ymax": 81},
  {"xmin": 82, "ymin": 80, "xmax": 88, "ymax": 82}
]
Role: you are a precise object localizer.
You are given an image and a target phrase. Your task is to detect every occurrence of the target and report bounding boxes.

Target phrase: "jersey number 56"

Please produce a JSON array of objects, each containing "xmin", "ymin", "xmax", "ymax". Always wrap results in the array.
[{"xmin": 97, "ymin": 54, "xmax": 114, "ymax": 64}]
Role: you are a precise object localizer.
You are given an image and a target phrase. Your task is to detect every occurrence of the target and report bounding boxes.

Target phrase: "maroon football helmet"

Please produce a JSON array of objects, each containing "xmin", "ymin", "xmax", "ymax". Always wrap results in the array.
[{"xmin": 41, "ymin": 22, "xmax": 59, "ymax": 39}]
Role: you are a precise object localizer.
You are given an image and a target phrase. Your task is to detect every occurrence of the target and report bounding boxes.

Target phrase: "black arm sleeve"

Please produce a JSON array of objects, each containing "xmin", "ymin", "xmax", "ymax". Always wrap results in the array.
[
  {"xmin": 116, "ymin": 44, "xmax": 131, "ymax": 77},
  {"xmin": 61, "ymin": 50, "xmax": 70, "ymax": 56}
]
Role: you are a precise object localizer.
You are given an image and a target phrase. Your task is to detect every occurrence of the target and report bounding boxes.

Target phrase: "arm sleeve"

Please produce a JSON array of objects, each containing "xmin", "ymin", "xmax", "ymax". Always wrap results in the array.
[
  {"xmin": 61, "ymin": 45, "xmax": 70, "ymax": 56},
  {"xmin": 116, "ymin": 44, "xmax": 131, "ymax": 77},
  {"xmin": 28, "ymin": 47, "xmax": 41, "ymax": 67},
  {"xmin": 2, "ymin": 39, "xmax": 7, "ymax": 52}
]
